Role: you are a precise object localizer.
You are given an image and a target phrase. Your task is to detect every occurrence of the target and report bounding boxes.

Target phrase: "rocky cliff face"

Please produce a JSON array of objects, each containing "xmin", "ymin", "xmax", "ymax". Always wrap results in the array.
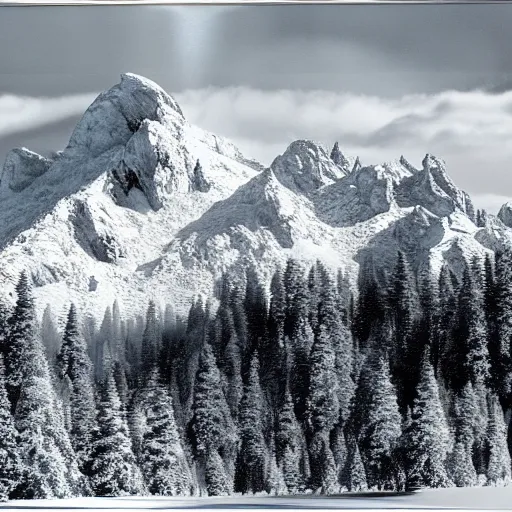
[{"xmin": 0, "ymin": 73, "xmax": 508, "ymax": 320}]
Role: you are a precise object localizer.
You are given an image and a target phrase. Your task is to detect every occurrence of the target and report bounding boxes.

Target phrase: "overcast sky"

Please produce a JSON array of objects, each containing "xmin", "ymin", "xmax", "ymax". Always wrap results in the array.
[{"xmin": 1, "ymin": 4, "xmax": 512, "ymax": 212}]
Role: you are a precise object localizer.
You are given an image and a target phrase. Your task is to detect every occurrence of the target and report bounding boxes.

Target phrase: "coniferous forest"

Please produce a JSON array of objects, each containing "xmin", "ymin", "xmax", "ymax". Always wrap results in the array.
[{"xmin": 1, "ymin": 250, "xmax": 512, "ymax": 501}]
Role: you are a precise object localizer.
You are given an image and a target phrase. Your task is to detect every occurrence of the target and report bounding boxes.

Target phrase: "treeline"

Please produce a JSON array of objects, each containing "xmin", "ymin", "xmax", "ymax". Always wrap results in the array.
[{"xmin": 0, "ymin": 251, "xmax": 511, "ymax": 500}]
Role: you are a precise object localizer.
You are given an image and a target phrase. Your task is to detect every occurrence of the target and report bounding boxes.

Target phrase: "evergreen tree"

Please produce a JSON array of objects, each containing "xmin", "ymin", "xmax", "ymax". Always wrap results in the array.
[
  {"xmin": 0, "ymin": 355, "xmax": 20, "ymax": 501},
  {"xmin": 448, "ymin": 440, "xmax": 477, "ymax": 487},
  {"xmin": 307, "ymin": 325, "xmax": 340, "ymax": 492},
  {"xmin": 235, "ymin": 354, "xmax": 268, "ymax": 494},
  {"xmin": 389, "ymin": 251, "xmax": 421, "ymax": 410},
  {"xmin": 221, "ymin": 320, "xmax": 243, "ymax": 420},
  {"xmin": 266, "ymin": 267, "xmax": 287, "ymax": 409},
  {"xmin": 13, "ymin": 321, "xmax": 86, "ymax": 499},
  {"xmin": 451, "ymin": 263, "xmax": 490, "ymax": 390},
  {"xmin": 316, "ymin": 263, "xmax": 355, "ymax": 424},
  {"xmin": 89, "ymin": 369, "xmax": 144, "ymax": 496},
  {"xmin": 40, "ymin": 304, "xmax": 61, "ymax": 365},
  {"xmin": 204, "ymin": 450, "xmax": 230, "ymax": 496},
  {"xmin": 141, "ymin": 301, "xmax": 161, "ymax": 377},
  {"xmin": 189, "ymin": 343, "xmax": 236, "ymax": 495},
  {"xmin": 485, "ymin": 394, "xmax": 511, "ymax": 485},
  {"xmin": 96, "ymin": 307, "xmax": 113, "ymax": 382},
  {"xmin": 140, "ymin": 369, "xmax": 191, "ymax": 496},
  {"xmin": 57, "ymin": 304, "xmax": 97, "ymax": 473},
  {"xmin": 113, "ymin": 360, "xmax": 129, "ymax": 417},
  {"xmin": 5, "ymin": 272, "xmax": 35, "ymax": 410},
  {"xmin": 437, "ymin": 264, "xmax": 458, "ymax": 383},
  {"xmin": 289, "ymin": 318, "xmax": 313, "ymax": 424},
  {"xmin": 276, "ymin": 388, "xmax": 304, "ymax": 493},
  {"xmin": 353, "ymin": 254, "xmax": 388, "ymax": 347},
  {"xmin": 403, "ymin": 349, "xmax": 451, "ymax": 489},
  {"xmin": 358, "ymin": 351, "xmax": 401, "ymax": 490},
  {"xmin": 489, "ymin": 249, "xmax": 512, "ymax": 401},
  {"xmin": 345, "ymin": 439, "xmax": 368, "ymax": 492}
]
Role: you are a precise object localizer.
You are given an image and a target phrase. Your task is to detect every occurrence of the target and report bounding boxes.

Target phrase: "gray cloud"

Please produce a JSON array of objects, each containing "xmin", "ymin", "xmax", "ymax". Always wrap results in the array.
[
  {"xmin": 1, "ymin": 4, "xmax": 512, "ymax": 213},
  {"xmin": 176, "ymin": 87, "xmax": 512, "ymax": 212},
  {"xmin": 1, "ymin": 4, "xmax": 512, "ymax": 97}
]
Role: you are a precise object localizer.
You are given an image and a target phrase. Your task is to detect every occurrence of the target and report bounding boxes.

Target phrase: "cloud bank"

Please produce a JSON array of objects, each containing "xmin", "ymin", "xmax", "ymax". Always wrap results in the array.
[
  {"xmin": 0, "ymin": 93, "xmax": 96, "ymax": 139},
  {"xmin": 177, "ymin": 87, "xmax": 512, "ymax": 212}
]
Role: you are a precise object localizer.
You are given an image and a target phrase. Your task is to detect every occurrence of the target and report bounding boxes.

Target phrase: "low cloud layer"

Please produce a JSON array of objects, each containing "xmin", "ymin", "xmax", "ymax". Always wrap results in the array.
[
  {"xmin": 0, "ymin": 93, "xmax": 96, "ymax": 140},
  {"xmin": 0, "ymin": 86, "xmax": 510, "ymax": 215},
  {"xmin": 177, "ymin": 87, "xmax": 512, "ymax": 212}
]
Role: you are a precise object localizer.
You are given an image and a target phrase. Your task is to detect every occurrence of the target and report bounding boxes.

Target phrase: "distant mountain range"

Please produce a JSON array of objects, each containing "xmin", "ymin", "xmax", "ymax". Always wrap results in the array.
[{"xmin": 0, "ymin": 72, "xmax": 511, "ymax": 320}]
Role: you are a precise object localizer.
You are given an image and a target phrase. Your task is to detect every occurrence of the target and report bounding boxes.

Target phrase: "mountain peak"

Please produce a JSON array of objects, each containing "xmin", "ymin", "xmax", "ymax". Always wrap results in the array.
[
  {"xmin": 271, "ymin": 139, "xmax": 346, "ymax": 195},
  {"xmin": 0, "ymin": 147, "xmax": 52, "ymax": 194},
  {"xmin": 498, "ymin": 202, "xmax": 512, "ymax": 228},
  {"xmin": 66, "ymin": 73, "xmax": 185, "ymax": 159}
]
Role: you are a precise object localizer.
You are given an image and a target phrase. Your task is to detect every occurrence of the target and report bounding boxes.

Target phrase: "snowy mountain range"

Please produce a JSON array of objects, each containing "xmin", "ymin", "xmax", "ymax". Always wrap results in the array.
[{"xmin": 1, "ymin": 72, "xmax": 512, "ymax": 321}]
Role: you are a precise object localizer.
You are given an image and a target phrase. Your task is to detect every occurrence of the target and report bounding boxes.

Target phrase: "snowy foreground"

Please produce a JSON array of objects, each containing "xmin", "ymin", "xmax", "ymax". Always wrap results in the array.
[{"xmin": 1, "ymin": 489, "xmax": 512, "ymax": 512}]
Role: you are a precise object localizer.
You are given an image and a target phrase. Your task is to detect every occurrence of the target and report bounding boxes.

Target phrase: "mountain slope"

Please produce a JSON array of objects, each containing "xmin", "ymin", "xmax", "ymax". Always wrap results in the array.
[{"xmin": 0, "ymin": 73, "xmax": 509, "ymax": 321}]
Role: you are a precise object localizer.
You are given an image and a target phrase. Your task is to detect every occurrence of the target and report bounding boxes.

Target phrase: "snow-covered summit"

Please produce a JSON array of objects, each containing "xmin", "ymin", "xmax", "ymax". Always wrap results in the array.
[
  {"xmin": 270, "ymin": 140, "xmax": 347, "ymax": 195},
  {"xmin": 0, "ymin": 73, "xmax": 509, "ymax": 321}
]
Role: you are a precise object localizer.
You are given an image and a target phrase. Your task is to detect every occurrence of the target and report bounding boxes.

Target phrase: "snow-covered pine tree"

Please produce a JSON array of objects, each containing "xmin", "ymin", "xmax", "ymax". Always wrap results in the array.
[
  {"xmin": 316, "ymin": 262, "xmax": 355, "ymax": 425},
  {"xmin": 95, "ymin": 307, "xmax": 113, "ymax": 382},
  {"xmin": 0, "ymin": 355, "xmax": 20, "ymax": 501},
  {"xmin": 353, "ymin": 254, "xmax": 388, "ymax": 347},
  {"xmin": 265, "ymin": 267, "xmax": 287, "ymax": 410},
  {"xmin": 287, "ymin": 264, "xmax": 313, "ymax": 424},
  {"xmin": 40, "ymin": 304, "xmax": 61, "ymax": 366},
  {"xmin": 13, "ymin": 310, "xmax": 86, "ymax": 499},
  {"xmin": 221, "ymin": 317, "xmax": 243, "ymax": 420},
  {"xmin": 437, "ymin": 264, "xmax": 458, "ymax": 384},
  {"xmin": 140, "ymin": 368, "xmax": 192, "ymax": 496},
  {"xmin": 448, "ymin": 440, "xmax": 477, "ymax": 487},
  {"xmin": 4, "ymin": 272, "xmax": 35, "ymax": 410},
  {"xmin": 345, "ymin": 439, "xmax": 368, "ymax": 492},
  {"xmin": 113, "ymin": 360, "xmax": 129, "ymax": 418},
  {"xmin": 141, "ymin": 301, "xmax": 161, "ymax": 378},
  {"xmin": 307, "ymin": 324, "xmax": 340, "ymax": 493},
  {"xmin": 404, "ymin": 348, "xmax": 451, "ymax": 489},
  {"xmin": 276, "ymin": 388, "xmax": 304, "ymax": 493},
  {"xmin": 235, "ymin": 353, "xmax": 268, "ymax": 494},
  {"xmin": 89, "ymin": 368, "xmax": 145, "ymax": 496},
  {"xmin": 283, "ymin": 259, "xmax": 307, "ymax": 339},
  {"xmin": 56, "ymin": 304, "xmax": 97, "ymax": 474},
  {"xmin": 448, "ymin": 383, "xmax": 478, "ymax": 486},
  {"xmin": 358, "ymin": 351, "xmax": 401, "ymax": 490},
  {"xmin": 485, "ymin": 394, "xmax": 511, "ymax": 485},
  {"xmin": 189, "ymin": 342, "xmax": 236, "ymax": 496},
  {"xmin": 489, "ymin": 249, "xmax": 512, "ymax": 402},
  {"xmin": 204, "ymin": 450, "xmax": 230, "ymax": 496},
  {"xmin": 452, "ymin": 262, "xmax": 490, "ymax": 390},
  {"xmin": 389, "ymin": 251, "xmax": 421, "ymax": 411}
]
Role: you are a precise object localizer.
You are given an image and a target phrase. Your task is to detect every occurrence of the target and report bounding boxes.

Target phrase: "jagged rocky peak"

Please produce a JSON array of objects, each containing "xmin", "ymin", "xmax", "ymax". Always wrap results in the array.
[
  {"xmin": 351, "ymin": 156, "xmax": 362, "ymax": 173},
  {"xmin": 399, "ymin": 155, "xmax": 418, "ymax": 174},
  {"xmin": 330, "ymin": 142, "xmax": 356, "ymax": 174},
  {"xmin": 395, "ymin": 153, "xmax": 475, "ymax": 220},
  {"xmin": 0, "ymin": 148, "xmax": 52, "ymax": 194},
  {"xmin": 498, "ymin": 202, "xmax": 512, "ymax": 229},
  {"xmin": 109, "ymin": 117, "xmax": 195, "ymax": 211},
  {"xmin": 271, "ymin": 139, "xmax": 346, "ymax": 195},
  {"xmin": 66, "ymin": 73, "xmax": 185, "ymax": 159}
]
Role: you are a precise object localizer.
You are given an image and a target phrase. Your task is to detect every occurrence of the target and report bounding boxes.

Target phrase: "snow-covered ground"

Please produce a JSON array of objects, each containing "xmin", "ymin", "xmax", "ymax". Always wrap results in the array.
[{"xmin": 1, "ymin": 489, "xmax": 511, "ymax": 512}]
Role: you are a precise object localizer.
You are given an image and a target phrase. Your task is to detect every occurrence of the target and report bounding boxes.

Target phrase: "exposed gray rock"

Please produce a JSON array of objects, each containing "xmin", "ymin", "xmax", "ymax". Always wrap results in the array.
[
  {"xmin": 70, "ymin": 200, "xmax": 124, "ymax": 263},
  {"xmin": 271, "ymin": 140, "xmax": 345, "ymax": 195},
  {"xmin": 0, "ymin": 148, "xmax": 51, "ymax": 193},
  {"xmin": 498, "ymin": 202, "xmax": 512, "ymax": 228}
]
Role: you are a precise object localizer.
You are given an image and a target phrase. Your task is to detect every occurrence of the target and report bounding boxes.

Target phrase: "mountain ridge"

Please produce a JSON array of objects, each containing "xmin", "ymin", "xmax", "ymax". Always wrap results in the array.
[{"xmin": 0, "ymin": 73, "xmax": 508, "ymax": 322}]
